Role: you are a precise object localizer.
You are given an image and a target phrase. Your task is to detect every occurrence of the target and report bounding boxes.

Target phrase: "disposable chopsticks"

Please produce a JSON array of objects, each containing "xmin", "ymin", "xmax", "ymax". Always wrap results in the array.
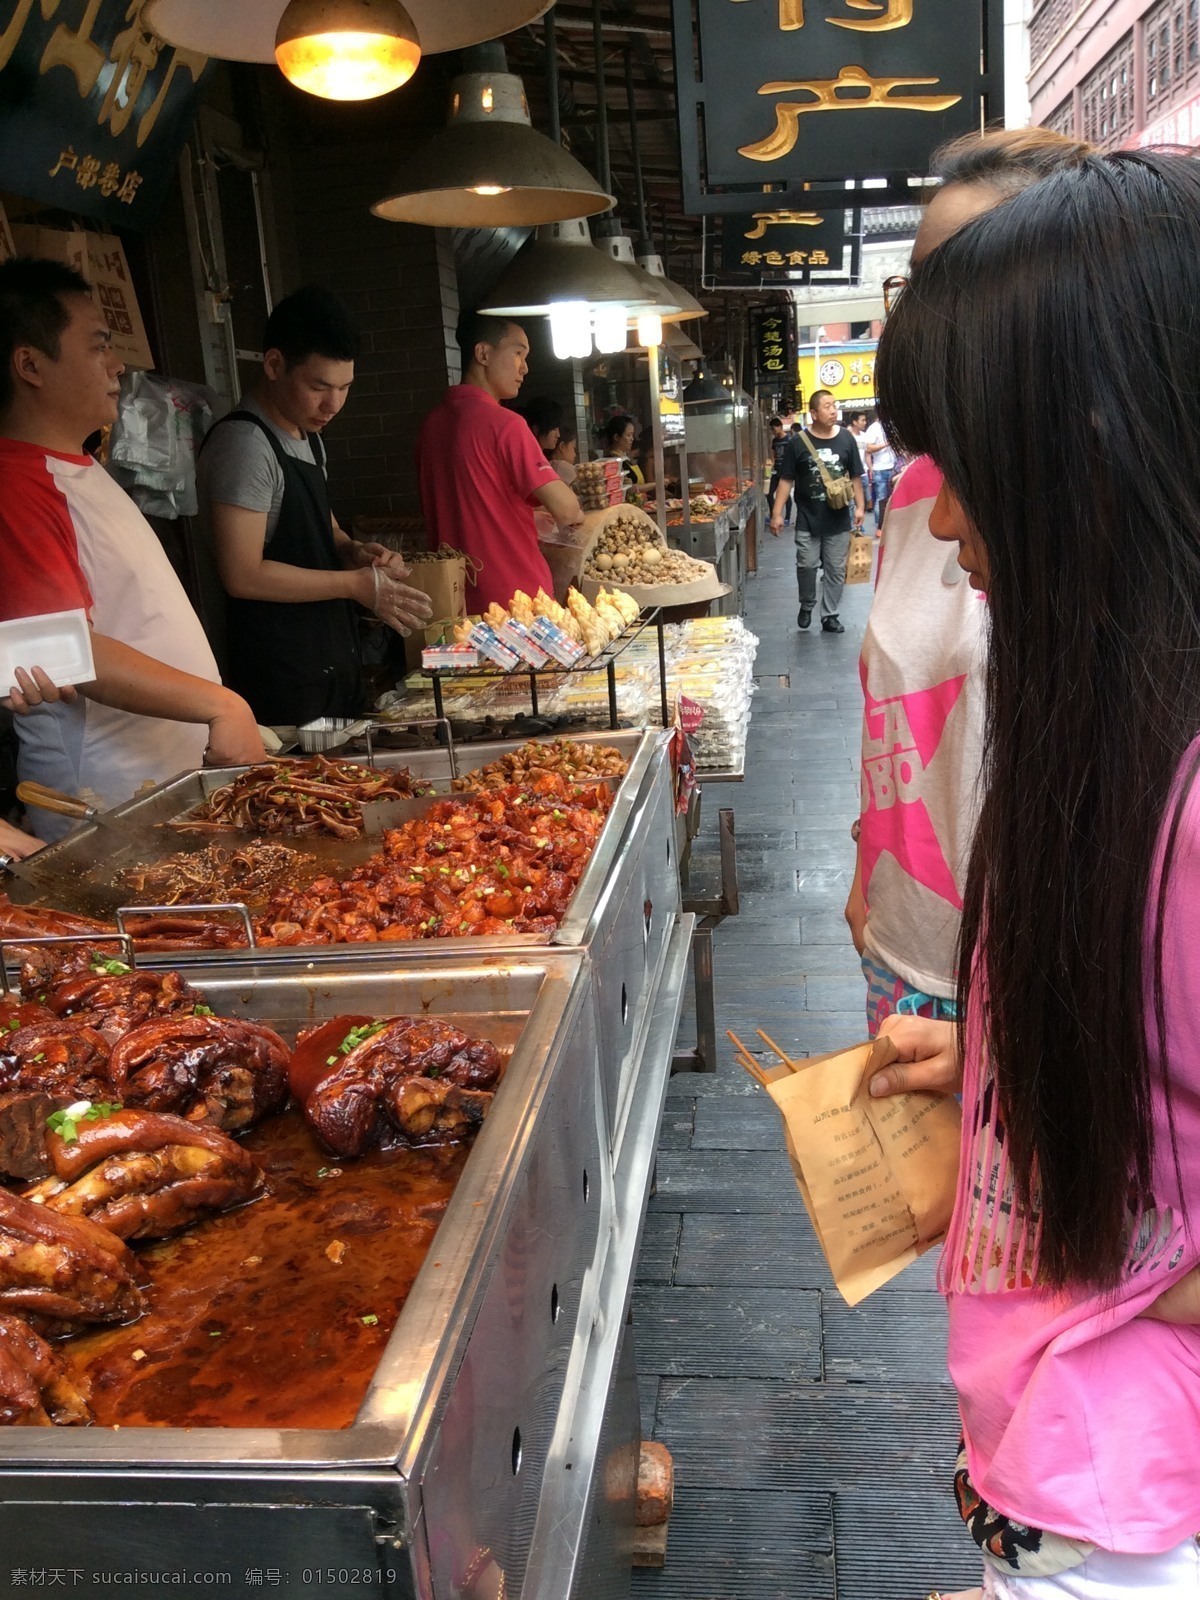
[{"xmin": 726, "ymin": 1029, "xmax": 772, "ymax": 1088}]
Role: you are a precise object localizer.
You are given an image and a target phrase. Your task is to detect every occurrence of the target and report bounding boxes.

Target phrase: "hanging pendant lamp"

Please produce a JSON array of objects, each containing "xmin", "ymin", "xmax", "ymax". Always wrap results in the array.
[
  {"xmin": 591, "ymin": 220, "xmax": 685, "ymax": 320},
  {"xmin": 372, "ymin": 44, "xmax": 612, "ymax": 227},
  {"xmin": 637, "ymin": 252, "xmax": 707, "ymax": 325},
  {"xmin": 271, "ymin": 0, "xmax": 420, "ymax": 100},
  {"xmin": 479, "ymin": 218, "xmax": 665, "ymax": 318},
  {"xmin": 144, "ymin": 0, "xmax": 553, "ymax": 68}
]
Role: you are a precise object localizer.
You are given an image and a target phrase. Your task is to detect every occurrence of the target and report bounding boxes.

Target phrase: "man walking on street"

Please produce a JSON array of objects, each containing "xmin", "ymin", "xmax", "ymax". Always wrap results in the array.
[
  {"xmin": 770, "ymin": 389, "xmax": 864, "ymax": 633},
  {"xmin": 765, "ymin": 415, "xmax": 792, "ymax": 526},
  {"xmin": 846, "ymin": 410, "xmax": 873, "ymax": 521},
  {"xmin": 860, "ymin": 408, "xmax": 897, "ymax": 532}
]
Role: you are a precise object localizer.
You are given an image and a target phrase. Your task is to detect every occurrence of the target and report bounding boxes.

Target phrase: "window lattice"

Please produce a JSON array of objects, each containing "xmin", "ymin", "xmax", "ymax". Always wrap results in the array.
[
  {"xmin": 1044, "ymin": 96, "xmax": 1076, "ymax": 137},
  {"xmin": 1080, "ymin": 32, "xmax": 1135, "ymax": 148},
  {"xmin": 1144, "ymin": 0, "xmax": 1200, "ymax": 118},
  {"xmin": 1030, "ymin": 0, "xmax": 1075, "ymax": 68}
]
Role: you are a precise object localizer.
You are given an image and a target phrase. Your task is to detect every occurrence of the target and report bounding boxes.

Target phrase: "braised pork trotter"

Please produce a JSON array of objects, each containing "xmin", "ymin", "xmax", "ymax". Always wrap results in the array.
[
  {"xmin": 26, "ymin": 1108, "xmax": 265, "ymax": 1241},
  {"xmin": 0, "ymin": 1313, "xmax": 90, "ymax": 1426},
  {"xmin": 303, "ymin": 1016, "xmax": 502, "ymax": 1157},
  {"xmin": 0, "ymin": 1189, "xmax": 142, "ymax": 1325},
  {"xmin": 109, "ymin": 1015, "xmax": 289, "ymax": 1131}
]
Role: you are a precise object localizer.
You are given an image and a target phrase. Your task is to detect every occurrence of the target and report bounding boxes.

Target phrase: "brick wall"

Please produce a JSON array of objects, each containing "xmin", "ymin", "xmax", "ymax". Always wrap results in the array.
[{"xmin": 263, "ymin": 74, "xmax": 460, "ymax": 523}]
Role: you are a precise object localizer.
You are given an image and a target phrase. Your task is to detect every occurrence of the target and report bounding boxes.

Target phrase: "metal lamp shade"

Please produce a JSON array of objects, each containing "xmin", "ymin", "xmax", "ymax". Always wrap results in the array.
[
  {"xmin": 593, "ymin": 229, "xmax": 685, "ymax": 319},
  {"xmin": 638, "ymin": 252, "xmax": 707, "ymax": 324},
  {"xmin": 144, "ymin": 0, "xmax": 552, "ymax": 60},
  {"xmin": 372, "ymin": 68, "xmax": 613, "ymax": 227},
  {"xmin": 479, "ymin": 220, "xmax": 663, "ymax": 317},
  {"xmin": 665, "ymin": 325, "xmax": 704, "ymax": 361}
]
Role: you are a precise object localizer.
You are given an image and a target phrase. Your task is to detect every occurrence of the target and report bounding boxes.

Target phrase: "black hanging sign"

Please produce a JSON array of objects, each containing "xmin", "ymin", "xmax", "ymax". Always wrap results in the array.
[
  {"xmin": 0, "ymin": 0, "xmax": 212, "ymax": 229},
  {"xmin": 673, "ymin": 0, "xmax": 1003, "ymax": 213},
  {"xmin": 718, "ymin": 206, "xmax": 849, "ymax": 281},
  {"xmin": 752, "ymin": 304, "xmax": 796, "ymax": 380}
]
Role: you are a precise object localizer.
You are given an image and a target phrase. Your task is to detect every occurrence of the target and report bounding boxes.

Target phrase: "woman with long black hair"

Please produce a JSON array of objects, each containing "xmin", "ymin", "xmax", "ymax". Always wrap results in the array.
[{"xmin": 872, "ymin": 150, "xmax": 1200, "ymax": 1597}]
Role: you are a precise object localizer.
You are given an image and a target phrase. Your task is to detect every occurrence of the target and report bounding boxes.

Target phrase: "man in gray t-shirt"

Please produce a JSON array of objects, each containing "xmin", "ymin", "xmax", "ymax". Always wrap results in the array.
[{"xmin": 195, "ymin": 288, "xmax": 430, "ymax": 724}]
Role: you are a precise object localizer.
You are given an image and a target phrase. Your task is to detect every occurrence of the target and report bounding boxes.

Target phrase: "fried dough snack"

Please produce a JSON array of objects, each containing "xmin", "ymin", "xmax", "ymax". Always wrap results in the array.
[
  {"xmin": 26, "ymin": 1108, "xmax": 265, "ymax": 1241},
  {"xmin": 192, "ymin": 756, "xmax": 434, "ymax": 839},
  {"xmin": 0, "ymin": 1189, "xmax": 142, "ymax": 1326},
  {"xmin": 257, "ymin": 776, "xmax": 612, "ymax": 946}
]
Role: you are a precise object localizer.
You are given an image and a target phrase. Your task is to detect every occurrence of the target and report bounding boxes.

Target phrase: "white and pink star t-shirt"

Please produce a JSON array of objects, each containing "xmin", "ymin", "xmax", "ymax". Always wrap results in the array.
[
  {"xmin": 858, "ymin": 457, "xmax": 987, "ymax": 998},
  {"xmin": 0, "ymin": 437, "xmax": 217, "ymax": 839}
]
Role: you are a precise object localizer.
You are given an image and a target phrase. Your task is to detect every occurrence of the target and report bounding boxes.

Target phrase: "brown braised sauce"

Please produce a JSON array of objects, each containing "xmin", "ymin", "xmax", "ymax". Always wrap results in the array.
[{"xmin": 57, "ymin": 1107, "xmax": 470, "ymax": 1429}]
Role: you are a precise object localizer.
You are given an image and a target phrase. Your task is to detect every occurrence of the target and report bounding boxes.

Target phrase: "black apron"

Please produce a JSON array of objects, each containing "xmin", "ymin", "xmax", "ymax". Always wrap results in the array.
[{"xmin": 204, "ymin": 411, "xmax": 363, "ymax": 726}]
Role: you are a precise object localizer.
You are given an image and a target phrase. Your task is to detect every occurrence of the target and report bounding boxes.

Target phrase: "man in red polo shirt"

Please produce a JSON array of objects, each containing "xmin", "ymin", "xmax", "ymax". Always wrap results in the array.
[{"xmin": 418, "ymin": 313, "xmax": 583, "ymax": 612}]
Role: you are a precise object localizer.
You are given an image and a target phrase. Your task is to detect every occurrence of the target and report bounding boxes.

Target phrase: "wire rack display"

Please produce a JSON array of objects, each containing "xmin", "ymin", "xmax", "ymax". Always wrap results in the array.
[{"xmin": 423, "ymin": 608, "xmax": 670, "ymax": 732}]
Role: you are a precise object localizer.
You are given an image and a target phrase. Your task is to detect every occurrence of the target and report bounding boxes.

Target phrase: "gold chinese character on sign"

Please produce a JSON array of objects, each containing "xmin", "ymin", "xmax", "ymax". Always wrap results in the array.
[
  {"xmin": 729, "ymin": 0, "xmax": 805, "ymax": 31},
  {"xmin": 830, "ymin": 0, "xmax": 913, "ymax": 30},
  {"xmin": 726, "ymin": 0, "xmax": 911, "ymax": 30},
  {"xmin": 135, "ymin": 44, "xmax": 204, "ymax": 146},
  {"xmin": 76, "ymin": 151, "xmax": 100, "ymax": 187},
  {"xmin": 741, "ymin": 250, "xmax": 764, "ymax": 265},
  {"xmin": 98, "ymin": 160, "xmax": 121, "ymax": 195},
  {"xmin": 1, "ymin": 0, "xmax": 58, "ymax": 76},
  {"xmin": 764, "ymin": 250, "xmax": 785, "ymax": 266},
  {"xmin": 739, "ymin": 65, "xmax": 963, "ymax": 161},
  {"xmin": 99, "ymin": 2, "xmax": 162, "ymax": 137},
  {"xmin": 786, "ymin": 249, "xmax": 808, "ymax": 265},
  {"xmin": 810, "ymin": 249, "xmax": 830, "ymax": 265},
  {"xmin": 116, "ymin": 168, "xmax": 143, "ymax": 203},
  {"xmin": 744, "ymin": 210, "xmax": 823, "ymax": 238},
  {"xmin": 49, "ymin": 143, "xmax": 78, "ymax": 177},
  {"xmin": 40, "ymin": 0, "xmax": 106, "ymax": 95}
]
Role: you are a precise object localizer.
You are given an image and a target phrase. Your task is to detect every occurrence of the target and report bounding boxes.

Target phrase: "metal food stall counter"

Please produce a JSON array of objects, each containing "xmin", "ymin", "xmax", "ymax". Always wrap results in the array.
[{"xmin": 0, "ymin": 926, "xmax": 694, "ymax": 1600}]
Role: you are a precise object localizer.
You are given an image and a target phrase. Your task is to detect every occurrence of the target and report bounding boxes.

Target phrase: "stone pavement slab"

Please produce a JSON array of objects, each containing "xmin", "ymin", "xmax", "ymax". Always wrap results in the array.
[{"xmin": 632, "ymin": 528, "xmax": 976, "ymax": 1600}]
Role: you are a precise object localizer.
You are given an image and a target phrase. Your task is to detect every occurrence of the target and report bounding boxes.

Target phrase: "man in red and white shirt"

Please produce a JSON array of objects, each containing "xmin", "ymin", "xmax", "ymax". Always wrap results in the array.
[
  {"xmin": 0, "ymin": 257, "xmax": 263, "ymax": 840},
  {"xmin": 418, "ymin": 313, "xmax": 584, "ymax": 613}
]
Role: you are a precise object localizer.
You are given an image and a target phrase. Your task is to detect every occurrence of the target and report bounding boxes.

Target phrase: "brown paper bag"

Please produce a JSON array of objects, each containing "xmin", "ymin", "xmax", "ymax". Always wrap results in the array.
[
  {"xmin": 400, "ymin": 550, "xmax": 468, "ymax": 671},
  {"xmin": 843, "ymin": 533, "xmax": 875, "ymax": 586},
  {"xmin": 732, "ymin": 1033, "xmax": 961, "ymax": 1305}
]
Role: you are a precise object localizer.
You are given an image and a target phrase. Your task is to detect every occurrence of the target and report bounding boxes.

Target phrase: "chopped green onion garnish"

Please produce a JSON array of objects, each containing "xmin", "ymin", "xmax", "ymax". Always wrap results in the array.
[
  {"xmin": 361, "ymin": 1314, "xmax": 379, "ymax": 1327},
  {"xmin": 339, "ymin": 1019, "xmax": 388, "ymax": 1054},
  {"xmin": 192, "ymin": 1004, "xmax": 214, "ymax": 1017}
]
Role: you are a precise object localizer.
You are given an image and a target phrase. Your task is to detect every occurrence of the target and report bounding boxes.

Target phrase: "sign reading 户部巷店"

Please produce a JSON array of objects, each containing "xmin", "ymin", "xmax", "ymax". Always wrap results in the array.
[
  {"xmin": 0, "ymin": 0, "xmax": 211, "ymax": 229},
  {"xmin": 673, "ymin": 0, "xmax": 1001, "ymax": 211}
]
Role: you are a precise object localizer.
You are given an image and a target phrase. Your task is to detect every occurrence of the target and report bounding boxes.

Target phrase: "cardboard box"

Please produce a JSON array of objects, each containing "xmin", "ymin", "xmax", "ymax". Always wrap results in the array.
[{"xmin": 11, "ymin": 224, "xmax": 154, "ymax": 370}]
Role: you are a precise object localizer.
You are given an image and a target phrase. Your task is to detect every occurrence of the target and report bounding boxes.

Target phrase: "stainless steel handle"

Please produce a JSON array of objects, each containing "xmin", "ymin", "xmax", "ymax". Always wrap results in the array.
[
  {"xmin": 114, "ymin": 902, "xmax": 257, "ymax": 949},
  {"xmin": 0, "ymin": 931, "xmax": 136, "ymax": 996}
]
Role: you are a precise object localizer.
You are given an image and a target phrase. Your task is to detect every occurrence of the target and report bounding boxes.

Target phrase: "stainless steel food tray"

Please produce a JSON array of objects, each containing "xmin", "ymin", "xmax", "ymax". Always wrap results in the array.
[
  {"xmin": 0, "ymin": 949, "xmax": 608, "ymax": 1599},
  {"xmin": 0, "ymin": 729, "xmax": 662, "ymax": 928}
]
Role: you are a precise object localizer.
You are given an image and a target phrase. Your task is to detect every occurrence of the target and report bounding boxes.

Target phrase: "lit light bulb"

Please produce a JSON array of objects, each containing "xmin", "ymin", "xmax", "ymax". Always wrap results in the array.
[
  {"xmin": 593, "ymin": 303, "xmax": 628, "ymax": 355},
  {"xmin": 275, "ymin": 0, "xmax": 421, "ymax": 102},
  {"xmin": 637, "ymin": 312, "xmax": 663, "ymax": 349},
  {"xmin": 550, "ymin": 301, "xmax": 592, "ymax": 361},
  {"xmin": 469, "ymin": 185, "xmax": 513, "ymax": 197}
]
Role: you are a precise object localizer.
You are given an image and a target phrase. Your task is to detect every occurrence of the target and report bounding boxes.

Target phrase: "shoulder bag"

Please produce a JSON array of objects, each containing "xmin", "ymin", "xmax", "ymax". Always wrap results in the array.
[{"xmin": 799, "ymin": 429, "xmax": 856, "ymax": 512}]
